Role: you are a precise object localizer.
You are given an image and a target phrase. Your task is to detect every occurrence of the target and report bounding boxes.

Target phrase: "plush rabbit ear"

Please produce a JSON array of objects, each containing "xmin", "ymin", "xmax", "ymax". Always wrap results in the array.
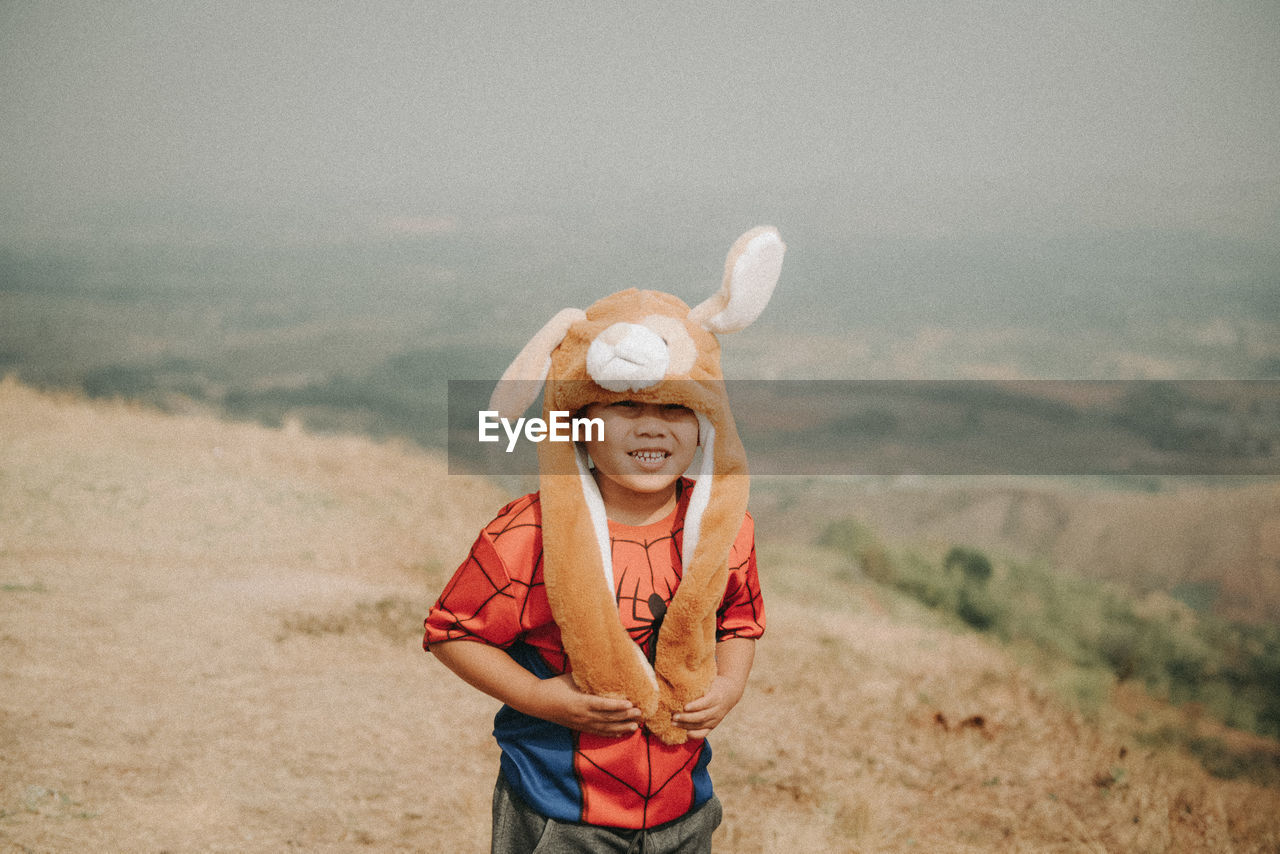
[
  {"xmin": 689, "ymin": 226, "xmax": 785, "ymax": 334},
  {"xmin": 488, "ymin": 307, "xmax": 586, "ymax": 419}
]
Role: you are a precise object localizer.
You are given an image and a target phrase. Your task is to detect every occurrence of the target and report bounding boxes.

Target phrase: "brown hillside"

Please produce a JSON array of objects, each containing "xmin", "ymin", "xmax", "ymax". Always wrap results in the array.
[
  {"xmin": 2, "ymin": 379, "xmax": 1278, "ymax": 852},
  {"xmin": 755, "ymin": 476, "xmax": 1280, "ymax": 625}
]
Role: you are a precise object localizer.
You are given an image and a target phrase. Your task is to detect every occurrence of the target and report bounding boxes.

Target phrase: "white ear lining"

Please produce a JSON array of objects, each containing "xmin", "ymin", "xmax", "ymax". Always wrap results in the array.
[
  {"xmin": 681, "ymin": 414, "xmax": 715, "ymax": 573},
  {"xmin": 690, "ymin": 226, "xmax": 785, "ymax": 335},
  {"xmin": 574, "ymin": 442, "xmax": 615, "ymax": 591}
]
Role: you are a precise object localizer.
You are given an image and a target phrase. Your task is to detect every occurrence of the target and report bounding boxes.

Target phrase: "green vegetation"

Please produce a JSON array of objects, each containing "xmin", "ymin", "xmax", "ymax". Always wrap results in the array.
[
  {"xmin": 1112, "ymin": 382, "xmax": 1276, "ymax": 460},
  {"xmin": 818, "ymin": 517, "xmax": 1280, "ymax": 751}
]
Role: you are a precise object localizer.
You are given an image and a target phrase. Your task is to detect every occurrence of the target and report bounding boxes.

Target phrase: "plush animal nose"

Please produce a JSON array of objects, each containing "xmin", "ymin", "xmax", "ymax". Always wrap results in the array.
[{"xmin": 586, "ymin": 322, "xmax": 670, "ymax": 392}]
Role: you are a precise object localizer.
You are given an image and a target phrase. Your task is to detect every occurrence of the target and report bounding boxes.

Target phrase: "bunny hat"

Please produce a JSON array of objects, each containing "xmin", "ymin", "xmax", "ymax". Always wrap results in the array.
[{"xmin": 488, "ymin": 226, "xmax": 785, "ymax": 744}]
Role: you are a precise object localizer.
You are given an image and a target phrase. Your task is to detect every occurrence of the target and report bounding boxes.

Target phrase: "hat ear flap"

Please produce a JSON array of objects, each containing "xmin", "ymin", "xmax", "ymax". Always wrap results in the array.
[
  {"xmin": 689, "ymin": 226, "xmax": 785, "ymax": 334},
  {"xmin": 488, "ymin": 307, "xmax": 586, "ymax": 418}
]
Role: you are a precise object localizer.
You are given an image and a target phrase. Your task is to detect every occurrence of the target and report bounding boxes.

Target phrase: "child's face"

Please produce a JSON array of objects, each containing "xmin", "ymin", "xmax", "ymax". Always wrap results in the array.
[{"xmin": 580, "ymin": 400, "xmax": 699, "ymax": 501}]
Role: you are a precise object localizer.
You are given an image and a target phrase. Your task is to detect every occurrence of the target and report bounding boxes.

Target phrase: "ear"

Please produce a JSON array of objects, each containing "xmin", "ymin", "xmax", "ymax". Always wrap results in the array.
[
  {"xmin": 688, "ymin": 226, "xmax": 785, "ymax": 334},
  {"xmin": 488, "ymin": 307, "xmax": 586, "ymax": 419}
]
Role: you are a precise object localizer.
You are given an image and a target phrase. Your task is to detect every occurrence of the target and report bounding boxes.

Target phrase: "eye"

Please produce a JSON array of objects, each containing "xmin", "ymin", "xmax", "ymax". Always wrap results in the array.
[
  {"xmin": 610, "ymin": 400, "xmax": 641, "ymax": 409},
  {"xmin": 661, "ymin": 404, "xmax": 692, "ymax": 415}
]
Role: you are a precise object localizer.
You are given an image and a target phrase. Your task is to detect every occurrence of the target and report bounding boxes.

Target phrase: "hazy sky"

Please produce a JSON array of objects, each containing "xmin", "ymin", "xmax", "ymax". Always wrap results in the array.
[
  {"xmin": 2, "ymin": 0, "xmax": 1278, "ymax": 356},
  {"xmin": 3, "ymin": 1, "xmax": 1278, "ymax": 245}
]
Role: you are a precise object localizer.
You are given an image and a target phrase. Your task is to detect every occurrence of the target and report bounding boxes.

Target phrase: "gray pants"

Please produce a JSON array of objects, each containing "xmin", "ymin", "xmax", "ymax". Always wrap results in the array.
[{"xmin": 491, "ymin": 773, "xmax": 722, "ymax": 854}]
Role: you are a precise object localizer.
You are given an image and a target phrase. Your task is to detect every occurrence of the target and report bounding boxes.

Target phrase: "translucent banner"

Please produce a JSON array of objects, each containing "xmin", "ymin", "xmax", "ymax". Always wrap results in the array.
[{"xmin": 448, "ymin": 380, "xmax": 1280, "ymax": 476}]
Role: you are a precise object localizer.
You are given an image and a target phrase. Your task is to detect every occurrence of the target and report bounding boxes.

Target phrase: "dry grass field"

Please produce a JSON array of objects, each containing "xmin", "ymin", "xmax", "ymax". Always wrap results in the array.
[{"xmin": 3, "ymin": 378, "xmax": 1279, "ymax": 852}]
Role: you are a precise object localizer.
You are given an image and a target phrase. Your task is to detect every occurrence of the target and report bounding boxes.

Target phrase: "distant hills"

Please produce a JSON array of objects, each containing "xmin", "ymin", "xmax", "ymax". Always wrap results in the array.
[{"xmin": 754, "ymin": 476, "xmax": 1280, "ymax": 626}]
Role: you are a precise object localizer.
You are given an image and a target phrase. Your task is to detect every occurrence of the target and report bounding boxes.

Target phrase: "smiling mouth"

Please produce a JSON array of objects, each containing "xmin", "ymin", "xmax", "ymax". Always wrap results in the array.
[{"xmin": 629, "ymin": 450, "xmax": 669, "ymax": 465}]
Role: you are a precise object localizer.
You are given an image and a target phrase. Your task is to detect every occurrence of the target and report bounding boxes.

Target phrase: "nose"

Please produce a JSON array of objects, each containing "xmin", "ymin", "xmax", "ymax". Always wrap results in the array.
[
  {"xmin": 632, "ymin": 404, "xmax": 671, "ymax": 434},
  {"xmin": 586, "ymin": 322, "xmax": 670, "ymax": 392}
]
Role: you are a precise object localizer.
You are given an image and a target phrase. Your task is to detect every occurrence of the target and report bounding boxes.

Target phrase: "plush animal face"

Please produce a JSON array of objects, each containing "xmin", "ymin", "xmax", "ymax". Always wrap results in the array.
[
  {"xmin": 490, "ymin": 226, "xmax": 785, "ymax": 423},
  {"xmin": 488, "ymin": 225, "xmax": 785, "ymax": 745},
  {"xmin": 546, "ymin": 288, "xmax": 725, "ymax": 418}
]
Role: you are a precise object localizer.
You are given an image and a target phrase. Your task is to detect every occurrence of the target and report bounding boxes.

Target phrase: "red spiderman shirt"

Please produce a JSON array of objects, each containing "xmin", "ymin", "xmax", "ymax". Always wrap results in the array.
[{"xmin": 424, "ymin": 478, "xmax": 765, "ymax": 830}]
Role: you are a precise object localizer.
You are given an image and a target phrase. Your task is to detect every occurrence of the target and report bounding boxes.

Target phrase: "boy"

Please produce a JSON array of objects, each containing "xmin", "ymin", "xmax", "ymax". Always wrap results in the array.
[{"xmin": 424, "ymin": 227, "xmax": 784, "ymax": 853}]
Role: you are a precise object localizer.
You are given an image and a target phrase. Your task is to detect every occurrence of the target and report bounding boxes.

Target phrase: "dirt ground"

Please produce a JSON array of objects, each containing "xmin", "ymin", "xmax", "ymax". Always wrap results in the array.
[{"xmin": 3, "ymin": 380, "xmax": 1279, "ymax": 852}]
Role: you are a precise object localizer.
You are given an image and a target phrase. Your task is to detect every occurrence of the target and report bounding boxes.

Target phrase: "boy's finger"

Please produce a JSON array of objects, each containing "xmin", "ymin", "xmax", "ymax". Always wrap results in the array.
[
  {"xmin": 673, "ymin": 709, "xmax": 711, "ymax": 728},
  {"xmin": 598, "ymin": 708, "xmax": 642, "ymax": 723},
  {"xmin": 590, "ymin": 706, "xmax": 642, "ymax": 725},
  {"xmin": 588, "ymin": 695, "xmax": 637, "ymax": 712},
  {"xmin": 681, "ymin": 695, "xmax": 712, "ymax": 713}
]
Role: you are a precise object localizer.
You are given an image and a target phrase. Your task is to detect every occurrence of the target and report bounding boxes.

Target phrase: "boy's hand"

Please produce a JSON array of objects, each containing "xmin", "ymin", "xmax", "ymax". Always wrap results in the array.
[
  {"xmin": 430, "ymin": 640, "xmax": 640, "ymax": 738},
  {"xmin": 535, "ymin": 674, "xmax": 642, "ymax": 738},
  {"xmin": 671, "ymin": 637, "xmax": 756, "ymax": 740},
  {"xmin": 671, "ymin": 674, "xmax": 745, "ymax": 740}
]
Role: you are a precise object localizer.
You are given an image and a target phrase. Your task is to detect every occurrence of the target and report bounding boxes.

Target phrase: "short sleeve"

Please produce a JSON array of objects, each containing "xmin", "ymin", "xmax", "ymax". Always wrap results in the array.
[
  {"xmin": 424, "ymin": 528, "xmax": 526, "ymax": 650},
  {"xmin": 716, "ymin": 512, "xmax": 765, "ymax": 641}
]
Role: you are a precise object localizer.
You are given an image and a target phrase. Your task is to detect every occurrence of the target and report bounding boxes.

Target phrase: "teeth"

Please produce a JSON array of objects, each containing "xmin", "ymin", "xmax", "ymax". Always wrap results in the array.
[{"xmin": 630, "ymin": 451, "xmax": 668, "ymax": 463}]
